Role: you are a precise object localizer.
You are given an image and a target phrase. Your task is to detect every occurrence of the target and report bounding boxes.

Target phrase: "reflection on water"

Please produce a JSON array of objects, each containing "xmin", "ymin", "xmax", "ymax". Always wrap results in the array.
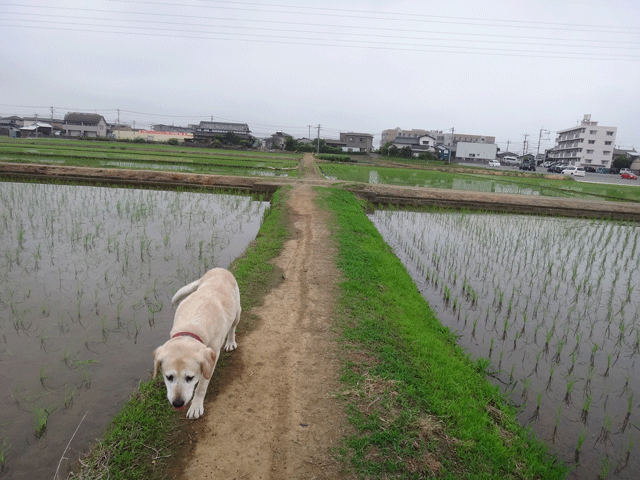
[
  {"xmin": 101, "ymin": 161, "xmax": 290, "ymax": 177},
  {"xmin": 0, "ymin": 182, "xmax": 269, "ymax": 479},
  {"xmin": 369, "ymin": 209, "xmax": 640, "ymax": 479}
]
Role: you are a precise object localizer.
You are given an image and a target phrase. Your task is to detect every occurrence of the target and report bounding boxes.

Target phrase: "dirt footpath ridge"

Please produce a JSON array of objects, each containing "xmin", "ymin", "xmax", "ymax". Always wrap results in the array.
[
  {"xmin": 2, "ymin": 160, "xmax": 639, "ymax": 220},
  {"xmin": 177, "ymin": 155, "xmax": 346, "ymax": 479}
]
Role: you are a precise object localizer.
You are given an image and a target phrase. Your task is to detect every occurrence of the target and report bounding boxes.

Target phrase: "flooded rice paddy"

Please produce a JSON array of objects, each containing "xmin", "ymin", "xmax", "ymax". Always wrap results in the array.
[
  {"xmin": 0, "ymin": 181, "xmax": 269, "ymax": 479},
  {"xmin": 369, "ymin": 210, "xmax": 640, "ymax": 479},
  {"xmin": 319, "ymin": 164, "xmax": 611, "ymax": 200}
]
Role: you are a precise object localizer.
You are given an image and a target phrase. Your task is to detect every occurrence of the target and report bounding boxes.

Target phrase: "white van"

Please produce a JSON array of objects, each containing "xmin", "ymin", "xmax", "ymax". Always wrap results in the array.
[{"xmin": 502, "ymin": 156, "xmax": 518, "ymax": 166}]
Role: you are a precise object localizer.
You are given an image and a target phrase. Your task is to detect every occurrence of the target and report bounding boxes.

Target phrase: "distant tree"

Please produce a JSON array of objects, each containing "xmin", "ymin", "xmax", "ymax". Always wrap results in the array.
[
  {"xmin": 388, "ymin": 145, "xmax": 399, "ymax": 157},
  {"xmin": 379, "ymin": 141, "xmax": 390, "ymax": 156},
  {"xmin": 613, "ymin": 155, "xmax": 632, "ymax": 170},
  {"xmin": 284, "ymin": 136, "xmax": 297, "ymax": 151},
  {"xmin": 166, "ymin": 138, "xmax": 179, "ymax": 146},
  {"xmin": 223, "ymin": 131, "xmax": 240, "ymax": 145},
  {"xmin": 400, "ymin": 146, "xmax": 413, "ymax": 158}
]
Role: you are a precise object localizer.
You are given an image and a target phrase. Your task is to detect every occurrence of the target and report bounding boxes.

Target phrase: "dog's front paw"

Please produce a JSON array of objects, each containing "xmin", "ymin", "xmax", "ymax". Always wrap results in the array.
[
  {"xmin": 186, "ymin": 401, "xmax": 204, "ymax": 419},
  {"xmin": 224, "ymin": 341, "xmax": 237, "ymax": 352}
]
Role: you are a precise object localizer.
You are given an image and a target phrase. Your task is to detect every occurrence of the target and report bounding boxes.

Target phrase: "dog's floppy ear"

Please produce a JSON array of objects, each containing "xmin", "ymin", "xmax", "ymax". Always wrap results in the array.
[
  {"xmin": 153, "ymin": 346, "xmax": 164, "ymax": 378},
  {"xmin": 200, "ymin": 348, "xmax": 217, "ymax": 380}
]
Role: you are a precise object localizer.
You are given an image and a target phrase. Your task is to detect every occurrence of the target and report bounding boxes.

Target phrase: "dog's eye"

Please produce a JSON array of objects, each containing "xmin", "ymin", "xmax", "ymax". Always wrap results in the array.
[
  {"xmin": 186, "ymin": 376, "xmax": 194, "ymax": 382},
  {"xmin": 166, "ymin": 375, "xmax": 174, "ymax": 382}
]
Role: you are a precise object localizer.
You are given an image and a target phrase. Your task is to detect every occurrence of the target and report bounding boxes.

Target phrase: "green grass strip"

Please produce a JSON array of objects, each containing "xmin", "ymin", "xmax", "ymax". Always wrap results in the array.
[
  {"xmin": 319, "ymin": 187, "xmax": 568, "ymax": 479},
  {"xmin": 69, "ymin": 187, "xmax": 290, "ymax": 479}
]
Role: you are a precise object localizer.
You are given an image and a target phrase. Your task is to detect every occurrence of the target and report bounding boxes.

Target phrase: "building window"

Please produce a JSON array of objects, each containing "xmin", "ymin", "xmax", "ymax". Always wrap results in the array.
[
  {"xmin": 588, "ymin": 140, "xmax": 595, "ymax": 144},
  {"xmin": 605, "ymin": 141, "xmax": 612, "ymax": 145},
  {"xmin": 603, "ymin": 151, "xmax": 610, "ymax": 155},
  {"xmin": 590, "ymin": 130, "xmax": 597, "ymax": 134},
  {"xmin": 587, "ymin": 150, "xmax": 594, "ymax": 154},
  {"xmin": 606, "ymin": 131, "xmax": 614, "ymax": 135}
]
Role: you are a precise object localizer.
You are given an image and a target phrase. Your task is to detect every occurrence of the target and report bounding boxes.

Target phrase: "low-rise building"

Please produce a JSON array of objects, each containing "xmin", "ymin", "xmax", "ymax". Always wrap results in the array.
[
  {"xmin": 390, "ymin": 134, "xmax": 436, "ymax": 156},
  {"xmin": 112, "ymin": 129, "xmax": 193, "ymax": 142},
  {"xmin": 382, "ymin": 127, "xmax": 495, "ymax": 148},
  {"xmin": 20, "ymin": 122, "xmax": 53, "ymax": 137},
  {"xmin": 264, "ymin": 131, "xmax": 293, "ymax": 150},
  {"xmin": 455, "ymin": 142, "xmax": 498, "ymax": 161},
  {"xmin": 64, "ymin": 112, "xmax": 108, "ymax": 137},
  {"xmin": 193, "ymin": 121, "xmax": 252, "ymax": 142},
  {"xmin": 339, "ymin": 132, "xmax": 374, "ymax": 152}
]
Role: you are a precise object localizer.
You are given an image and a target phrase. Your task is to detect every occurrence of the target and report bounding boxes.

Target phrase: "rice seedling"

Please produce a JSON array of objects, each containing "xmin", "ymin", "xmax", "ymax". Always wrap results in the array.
[
  {"xmin": 574, "ymin": 427, "xmax": 587, "ymax": 464},
  {"xmin": 34, "ymin": 407, "xmax": 51, "ymax": 438},
  {"xmin": 0, "ymin": 437, "xmax": 8, "ymax": 474},
  {"xmin": 551, "ymin": 405, "xmax": 562, "ymax": 443},
  {"xmin": 597, "ymin": 455, "xmax": 611, "ymax": 480},
  {"xmin": 614, "ymin": 433, "xmax": 633, "ymax": 475},
  {"xmin": 619, "ymin": 394, "xmax": 633, "ymax": 433}
]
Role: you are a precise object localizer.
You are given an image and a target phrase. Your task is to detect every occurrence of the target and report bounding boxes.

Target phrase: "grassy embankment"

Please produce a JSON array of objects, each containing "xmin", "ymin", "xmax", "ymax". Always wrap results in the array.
[
  {"xmin": 318, "ymin": 187, "xmax": 569, "ymax": 479},
  {"xmin": 66, "ymin": 187, "xmax": 291, "ymax": 480}
]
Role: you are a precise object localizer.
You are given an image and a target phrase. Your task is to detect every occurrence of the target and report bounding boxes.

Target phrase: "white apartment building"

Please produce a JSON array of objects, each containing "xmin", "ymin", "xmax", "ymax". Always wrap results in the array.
[{"xmin": 549, "ymin": 115, "xmax": 617, "ymax": 167}]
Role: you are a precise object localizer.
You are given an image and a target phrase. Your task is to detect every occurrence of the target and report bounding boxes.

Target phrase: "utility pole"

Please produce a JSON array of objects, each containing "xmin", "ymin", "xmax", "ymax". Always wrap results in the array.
[
  {"xmin": 308, "ymin": 125, "xmax": 312, "ymax": 139},
  {"xmin": 316, "ymin": 124, "xmax": 321, "ymax": 154},
  {"xmin": 50, "ymin": 106, "xmax": 54, "ymax": 122},
  {"xmin": 117, "ymin": 109, "xmax": 120, "ymax": 125},
  {"xmin": 523, "ymin": 134, "xmax": 530, "ymax": 155},
  {"xmin": 506, "ymin": 140, "xmax": 510, "ymax": 153},
  {"xmin": 536, "ymin": 128, "xmax": 550, "ymax": 159}
]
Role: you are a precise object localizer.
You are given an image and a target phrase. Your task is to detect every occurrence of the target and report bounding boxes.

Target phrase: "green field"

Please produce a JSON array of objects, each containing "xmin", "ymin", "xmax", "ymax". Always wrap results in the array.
[{"xmin": 0, "ymin": 137, "xmax": 301, "ymax": 177}]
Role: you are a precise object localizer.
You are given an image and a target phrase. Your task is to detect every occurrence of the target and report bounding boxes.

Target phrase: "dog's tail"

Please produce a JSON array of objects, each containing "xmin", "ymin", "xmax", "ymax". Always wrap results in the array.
[{"xmin": 171, "ymin": 279, "xmax": 201, "ymax": 305}]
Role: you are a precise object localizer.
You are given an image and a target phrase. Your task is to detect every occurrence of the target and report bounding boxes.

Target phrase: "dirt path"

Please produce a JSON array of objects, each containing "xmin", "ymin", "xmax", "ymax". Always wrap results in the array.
[{"xmin": 176, "ymin": 154, "xmax": 349, "ymax": 479}]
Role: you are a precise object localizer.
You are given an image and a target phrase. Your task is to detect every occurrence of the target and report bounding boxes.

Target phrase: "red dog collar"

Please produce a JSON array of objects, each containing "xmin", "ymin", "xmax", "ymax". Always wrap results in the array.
[{"xmin": 172, "ymin": 332, "xmax": 204, "ymax": 344}]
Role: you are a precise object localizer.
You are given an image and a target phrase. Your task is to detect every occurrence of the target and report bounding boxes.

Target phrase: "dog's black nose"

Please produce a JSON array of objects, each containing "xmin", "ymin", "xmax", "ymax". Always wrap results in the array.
[{"xmin": 172, "ymin": 399, "xmax": 185, "ymax": 409}]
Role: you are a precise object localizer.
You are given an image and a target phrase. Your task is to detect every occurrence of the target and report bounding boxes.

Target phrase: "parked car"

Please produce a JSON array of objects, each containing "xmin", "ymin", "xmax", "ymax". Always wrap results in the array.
[
  {"xmin": 546, "ymin": 162, "xmax": 559, "ymax": 172},
  {"xmin": 563, "ymin": 166, "xmax": 585, "ymax": 177},
  {"xmin": 519, "ymin": 161, "xmax": 536, "ymax": 171},
  {"xmin": 584, "ymin": 166, "xmax": 596, "ymax": 173},
  {"xmin": 553, "ymin": 164, "xmax": 570, "ymax": 173},
  {"xmin": 596, "ymin": 167, "xmax": 609, "ymax": 174},
  {"xmin": 488, "ymin": 160, "xmax": 500, "ymax": 167},
  {"xmin": 620, "ymin": 168, "xmax": 632, "ymax": 174},
  {"xmin": 621, "ymin": 172, "xmax": 638, "ymax": 180},
  {"xmin": 609, "ymin": 167, "xmax": 620, "ymax": 174}
]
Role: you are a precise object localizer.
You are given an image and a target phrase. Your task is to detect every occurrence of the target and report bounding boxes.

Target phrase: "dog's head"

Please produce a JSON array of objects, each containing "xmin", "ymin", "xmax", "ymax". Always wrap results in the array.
[{"xmin": 153, "ymin": 339, "xmax": 216, "ymax": 410}]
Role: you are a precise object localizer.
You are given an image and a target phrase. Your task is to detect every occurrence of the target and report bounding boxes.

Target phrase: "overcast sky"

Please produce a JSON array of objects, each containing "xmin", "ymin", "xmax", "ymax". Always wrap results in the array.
[{"xmin": 1, "ymin": 0, "xmax": 639, "ymax": 151}]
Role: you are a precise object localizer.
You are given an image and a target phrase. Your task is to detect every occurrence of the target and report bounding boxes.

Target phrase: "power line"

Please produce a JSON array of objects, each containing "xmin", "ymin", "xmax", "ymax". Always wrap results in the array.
[
  {"xmin": 5, "ymin": 13, "xmax": 639, "ymax": 50},
  {"xmin": 2, "ymin": 23, "xmax": 637, "ymax": 61},
  {"xmin": 109, "ymin": 0, "xmax": 640, "ymax": 33},
  {"xmin": 4, "ymin": 2, "xmax": 639, "ymax": 35}
]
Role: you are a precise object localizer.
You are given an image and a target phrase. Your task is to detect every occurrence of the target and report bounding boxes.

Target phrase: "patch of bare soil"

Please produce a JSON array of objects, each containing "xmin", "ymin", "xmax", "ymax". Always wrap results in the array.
[{"xmin": 166, "ymin": 155, "xmax": 350, "ymax": 479}]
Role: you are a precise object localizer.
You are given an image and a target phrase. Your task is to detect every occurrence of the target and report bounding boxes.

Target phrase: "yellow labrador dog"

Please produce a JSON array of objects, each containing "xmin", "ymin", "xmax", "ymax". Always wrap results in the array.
[{"xmin": 153, "ymin": 268, "xmax": 241, "ymax": 419}]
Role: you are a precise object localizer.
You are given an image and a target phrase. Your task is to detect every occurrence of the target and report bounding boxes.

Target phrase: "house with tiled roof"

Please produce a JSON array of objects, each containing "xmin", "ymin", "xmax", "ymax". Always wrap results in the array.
[
  {"xmin": 193, "ymin": 121, "xmax": 252, "ymax": 142},
  {"xmin": 63, "ymin": 112, "xmax": 108, "ymax": 137}
]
